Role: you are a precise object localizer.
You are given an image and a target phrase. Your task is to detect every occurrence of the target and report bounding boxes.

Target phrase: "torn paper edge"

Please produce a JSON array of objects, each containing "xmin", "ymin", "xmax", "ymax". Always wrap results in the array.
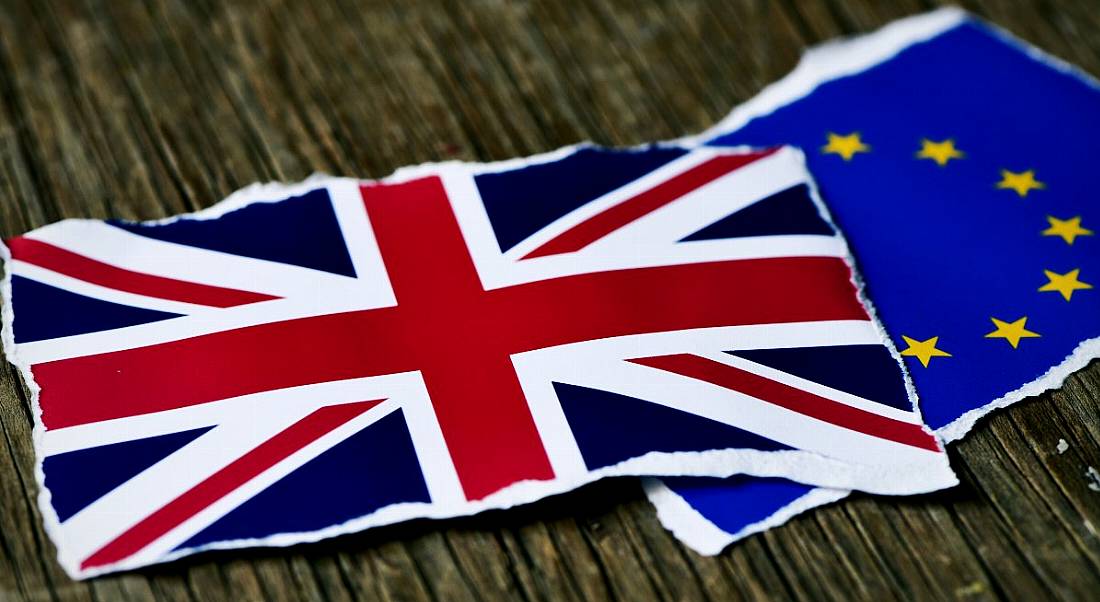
[
  {"xmin": 648, "ymin": 5, "xmax": 1100, "ymax": 556},
  {"xmin": 100, "ymin": 449, "xmax": 947, "ymax": 579},
  {"xmin": 794, "ymin": 148, "xmax": 936, "ymax": 445},
  {"xmin": 672, "ymin": 6, "xmax": 970, "ymax": 148},
  {"xmin": 641, "ymin": 477, "xmax": 849, "ymax": 555},
  {"xmin": 0, "ymin": 147, "xmax": 956, "ymax": 579}
]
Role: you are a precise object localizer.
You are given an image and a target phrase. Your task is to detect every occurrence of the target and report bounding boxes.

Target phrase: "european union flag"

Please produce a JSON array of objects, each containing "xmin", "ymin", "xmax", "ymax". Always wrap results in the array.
[{"xmin": 653, "ymin": 9, "xmax": 1100, "ymax": 554}]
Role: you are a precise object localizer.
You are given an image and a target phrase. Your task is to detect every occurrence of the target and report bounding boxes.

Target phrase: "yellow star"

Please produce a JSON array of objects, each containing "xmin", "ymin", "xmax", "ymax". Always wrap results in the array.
[
  {"xmin": 899, "ymin": 335, "xmax": 951, "ymax": 367},
  {"xmin": 1042, "ymin": 215, "xmax": 1093, "ymax": 245},
  {"xmin": 984, "ymin": 316, "xmax": 1040, "ymax": 349},
  {"xmin": 996, "ymin": 169, "xmax": 1044, "ymax": 197},
  {"xmin": 916, "ymin": 138, "xmax": 964, "ymax": 166},
  {"xmin": 1039, "ymin": 268, "xmax": 1092, "ymax": 301},
  {"xmin": 822, "ymin": 132, "xmax": 870, "ymax": 161}
]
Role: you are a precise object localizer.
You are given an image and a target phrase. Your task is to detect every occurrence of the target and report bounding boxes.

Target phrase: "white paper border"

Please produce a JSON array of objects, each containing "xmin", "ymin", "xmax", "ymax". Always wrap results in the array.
[{"xmin": 642, "ymin": 477, "xmax": 848, "ymax": 555}]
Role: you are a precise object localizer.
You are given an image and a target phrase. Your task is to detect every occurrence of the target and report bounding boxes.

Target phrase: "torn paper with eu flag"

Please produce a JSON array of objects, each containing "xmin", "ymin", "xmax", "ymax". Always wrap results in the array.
[
  {"xmin": 648, "ymin": 7, "xmax": 1100, "ymax": 555},
  {"xmin": 0, "ymin": 144, "xmax": 955, "ymax": 577}
]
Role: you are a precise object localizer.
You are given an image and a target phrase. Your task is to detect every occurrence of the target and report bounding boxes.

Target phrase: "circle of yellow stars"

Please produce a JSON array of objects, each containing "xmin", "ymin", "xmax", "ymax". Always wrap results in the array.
[{"xmin": 820, "ymin": 131, "xmax": 1093, "ymax": 367}]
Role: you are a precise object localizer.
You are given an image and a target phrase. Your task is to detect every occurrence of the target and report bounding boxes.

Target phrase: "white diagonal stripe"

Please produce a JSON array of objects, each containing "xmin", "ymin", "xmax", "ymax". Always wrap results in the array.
[
  {"xmin": 25, "ymin": 213, "xmax": 360, "ymax": 301},
  {"xmin": 10, "ymin": 261, "xmax": 219, "ymax": 316}
]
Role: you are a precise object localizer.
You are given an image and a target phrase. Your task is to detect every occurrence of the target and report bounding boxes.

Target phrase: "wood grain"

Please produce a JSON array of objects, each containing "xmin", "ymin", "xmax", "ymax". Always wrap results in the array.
[{"xmin": 1, "ymin": 1, "xmax": 1098, "ymax": 600}]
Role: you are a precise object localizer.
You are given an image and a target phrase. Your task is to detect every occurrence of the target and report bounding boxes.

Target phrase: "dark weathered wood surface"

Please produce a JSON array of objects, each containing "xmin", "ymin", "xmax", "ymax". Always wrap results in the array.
[{"xmin": 1, "ymin": 1, "xmax": 1098, "ymax": 600}]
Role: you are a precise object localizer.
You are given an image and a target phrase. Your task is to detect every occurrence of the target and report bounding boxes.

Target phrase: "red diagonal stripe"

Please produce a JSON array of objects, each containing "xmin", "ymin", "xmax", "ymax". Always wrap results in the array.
[
  {"xmin": 80, "ymin": 399, "xmax": 382, "ymax": 570},
  {"xmin": 522, "ymin": 150, "xmax": 776, "ymax": 259},
  {"xmin": 629, "ymin": 354, "xmax": 940, "ymax": 452},
  {"xmin": 8, "ymin": 237, "xmax": 278, "ymax": 308}
]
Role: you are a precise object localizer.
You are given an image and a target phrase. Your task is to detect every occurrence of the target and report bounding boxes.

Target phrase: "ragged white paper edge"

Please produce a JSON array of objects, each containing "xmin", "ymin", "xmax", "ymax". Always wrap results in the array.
[
  {"xmin": 642, "ymin": 477, "xmax": 849, "ymax": 556},
  {"xmin": 648, "ymin": 6, "xmax": 1100, "ymax": 556},
  {"xmin": 672, "ymin": 7, "xmax": 971, "ymax": 148},
  {"xmin": 0, "ymin": 144, "xmax": 957, "ymax": 578}
]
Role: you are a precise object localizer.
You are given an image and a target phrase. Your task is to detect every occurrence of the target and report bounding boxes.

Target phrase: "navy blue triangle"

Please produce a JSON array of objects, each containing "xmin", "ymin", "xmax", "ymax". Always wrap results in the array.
[
  {"xmin": 43, "ymin": 426, "xmax": 213, "ymax": 522},
  {"xmin": 661, "ymin": 475, "xmax": 815, "ymax": 534},
  {"xmin": 11, "ymin": 275, "xmax": 181, "ymax": 343},
  {"xmin": 109, "ymin": 188, "xmax": 356, "ymax": 277},
  {"xmin": 725, "ymin": 345, "xmax": 910, "ymax": 411},
  {"xmin": 176, "ymin": 409, "xmax": 430, "ymax": 550},
  {"xmin": 681, "ymin": 184, "xmax": 835, "ymax": 241},
  {"xmin": 554, "ymin": 382, "xmax": 789, "ymax": 470},
  {"xmin": 475, "ymin": 147, "xmax": 688, "ymax": 252}
]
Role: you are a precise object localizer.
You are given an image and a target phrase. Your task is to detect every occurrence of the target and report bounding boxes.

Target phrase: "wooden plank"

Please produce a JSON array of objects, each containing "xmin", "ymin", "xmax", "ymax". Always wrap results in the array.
[{"xmin": 0, "ymin": 1, "xmax": 1097, "ymax": 600}]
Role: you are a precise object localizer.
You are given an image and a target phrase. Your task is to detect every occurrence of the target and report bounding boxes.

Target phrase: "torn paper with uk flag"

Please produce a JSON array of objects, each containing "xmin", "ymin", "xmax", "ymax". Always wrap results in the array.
[
  {"xmin": 648, "ymin": 7, "xmax": 1100, "ymax": 555},
  {"xmin": 0, "ymin": 143, "xmax": 955, "ymax": 577}
]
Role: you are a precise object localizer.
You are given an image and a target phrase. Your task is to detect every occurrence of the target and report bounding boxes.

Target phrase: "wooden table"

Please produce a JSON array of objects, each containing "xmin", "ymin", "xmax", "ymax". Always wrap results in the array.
[{"xmin": 1, "ymin": 1, "xmax": 1098, "ymax": 600}]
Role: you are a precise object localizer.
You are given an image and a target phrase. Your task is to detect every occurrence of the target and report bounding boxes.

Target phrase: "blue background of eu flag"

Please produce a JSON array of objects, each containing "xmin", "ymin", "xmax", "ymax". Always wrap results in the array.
[
  {"xmin": 709, "ymin": 20, "xmax": 1100, "ymax": 431},
  {"xmin": 670, "ymin": 17, "xmax": 1100, "ymax": 540}
]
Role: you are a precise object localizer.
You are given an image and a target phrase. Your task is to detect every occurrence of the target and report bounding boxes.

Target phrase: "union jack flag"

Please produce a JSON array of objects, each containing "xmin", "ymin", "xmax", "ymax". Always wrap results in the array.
[{"xmin": 0, "ymin": 145, "xmax": 954, "ymax": 577}]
